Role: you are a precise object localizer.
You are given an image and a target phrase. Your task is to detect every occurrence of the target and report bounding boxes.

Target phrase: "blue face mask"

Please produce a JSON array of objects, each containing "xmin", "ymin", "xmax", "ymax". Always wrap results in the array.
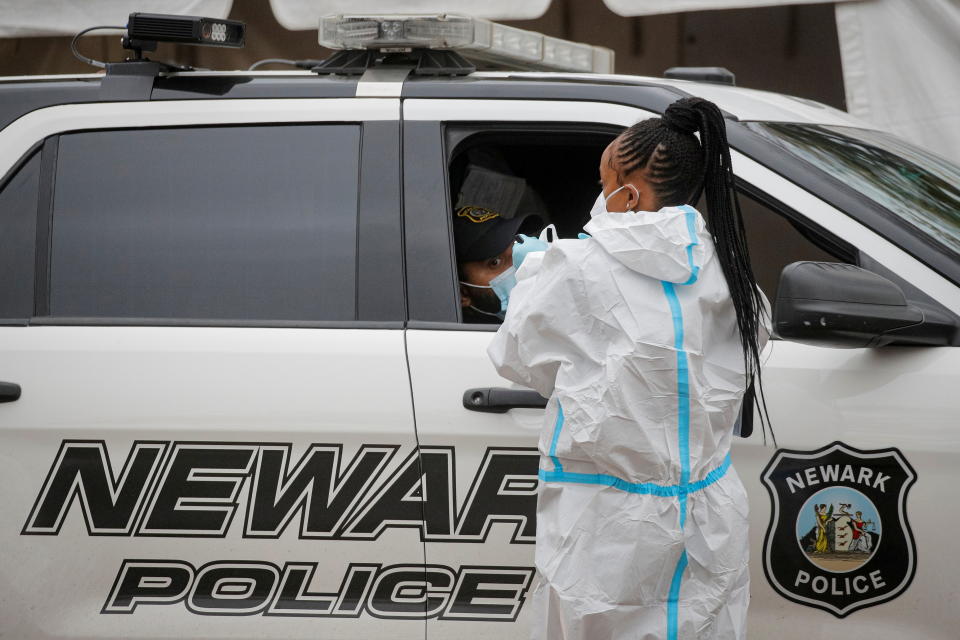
[
  {"xmin": 460, "ymin": 266, "xmax": 517, "ymax": 320},
  {"xmin": 459, "ymin": 230, "xmax": 552, "ymax": 320}
]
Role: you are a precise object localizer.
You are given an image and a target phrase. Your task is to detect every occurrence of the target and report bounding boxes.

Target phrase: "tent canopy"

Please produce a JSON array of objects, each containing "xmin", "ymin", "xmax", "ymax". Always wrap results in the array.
[
  {"xmin": 0, "ymin": 0, "xmax": 233, "ymax": 37},
  {"xmin": 603, "ymin": 0, "xmax": 853, "ymax": 16}
]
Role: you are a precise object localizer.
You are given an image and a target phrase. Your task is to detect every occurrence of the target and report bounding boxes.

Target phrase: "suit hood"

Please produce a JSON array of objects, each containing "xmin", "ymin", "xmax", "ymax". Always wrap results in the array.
[{"xmin": 583, "ymin": 205, "xmax": 708, "ymax": 284}]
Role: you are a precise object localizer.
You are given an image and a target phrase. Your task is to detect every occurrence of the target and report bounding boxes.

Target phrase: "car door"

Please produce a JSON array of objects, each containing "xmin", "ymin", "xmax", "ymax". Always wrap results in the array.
[
  {"xmin": 727, "ymin": 151, "xmax": 960, "ymax": 639},
  {"xmin": 402, "ymin": 99, "xmax": 656, "ymax": 640},
  {"xmin": 403, "ymin": 97, "xmax": 960, "ymax": 639},
  {"xmin": 0, "ymin": 98, "xmax": 428, "ymax": 640}
]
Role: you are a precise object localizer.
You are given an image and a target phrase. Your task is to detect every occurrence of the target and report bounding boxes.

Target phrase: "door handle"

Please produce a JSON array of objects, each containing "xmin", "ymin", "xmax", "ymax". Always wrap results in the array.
[
  {"xmin": 0, "ymin": 382, "xmax": 20, "ymax": 403},
  {"xmin": 463, "ymin": 387, "xmax": 547, "ymax": 413},
  {"xmin": 464, "ymin": 385, "xmax": 755, "ymax": 434}
]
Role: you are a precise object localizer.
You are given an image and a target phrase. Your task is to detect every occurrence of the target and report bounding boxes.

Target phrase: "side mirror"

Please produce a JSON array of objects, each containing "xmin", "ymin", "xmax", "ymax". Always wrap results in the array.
[{"xmin": 773, "ymin": 262, "xmax": 956, "ymax": 348}]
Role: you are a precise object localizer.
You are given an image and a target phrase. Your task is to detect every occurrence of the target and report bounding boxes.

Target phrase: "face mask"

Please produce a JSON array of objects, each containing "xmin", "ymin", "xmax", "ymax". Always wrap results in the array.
[
  {"xmin": 590, "ymin": 183, "xmax": 640, "ymax": 217},
  {"xmin": 460, "ymin": 266, "xmax": 517, "ymax": 320},
  {"xmin": 459, "ymin": 225, "xmax": 556, "ymax": 320}
]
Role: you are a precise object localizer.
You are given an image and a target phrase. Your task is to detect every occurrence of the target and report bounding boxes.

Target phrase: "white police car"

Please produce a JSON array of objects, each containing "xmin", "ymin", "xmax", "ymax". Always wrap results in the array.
[{"xmin": 0, "ymin": 12, "xmax": 957, "ymax": 640}]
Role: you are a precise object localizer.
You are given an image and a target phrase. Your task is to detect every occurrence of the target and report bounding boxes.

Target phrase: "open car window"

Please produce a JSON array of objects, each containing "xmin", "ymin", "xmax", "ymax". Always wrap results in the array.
[
  {"xmin": 446, "ymin": 126, "xmax": 619, "ymax": 324},
  {"xmin": 445, "ymin": 124, "xmax": 855, "ymax": 326}
]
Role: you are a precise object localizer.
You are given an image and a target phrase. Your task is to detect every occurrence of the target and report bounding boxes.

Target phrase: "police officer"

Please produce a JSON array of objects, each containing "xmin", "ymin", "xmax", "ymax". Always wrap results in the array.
[{"xmin": 454, "ymin": 162, "xmax": 545, "ymax": 323}]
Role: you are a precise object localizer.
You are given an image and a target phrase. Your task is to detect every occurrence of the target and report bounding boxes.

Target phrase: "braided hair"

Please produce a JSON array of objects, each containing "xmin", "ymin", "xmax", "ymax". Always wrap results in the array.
[{"xmin": 614, "ymin": 96, "xmax": 772, "ymax": 439}]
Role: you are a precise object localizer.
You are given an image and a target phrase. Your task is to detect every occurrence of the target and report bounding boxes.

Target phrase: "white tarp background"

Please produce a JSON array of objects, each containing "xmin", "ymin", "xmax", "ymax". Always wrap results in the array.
[
  {"xmin": 837, "ymin": 0, "xmax": 960, "ymax": 163},
  {"xmin": 1, "ymin": 0, "xmax": 955, "ymax": 162},
  {"xmin": 0, "ymin": 0, "xmax": 233, "ymax": 37},
  {"xmin": 604, "ymin": 0, "xmax": 960, "ymax": 164},
  {"xmin": 268, "ymin": 0, "xmax": 551, "ymax": 30},
  {"xmin": 603, "ymin": 0, "xmax": 853, "ymax": 16}
]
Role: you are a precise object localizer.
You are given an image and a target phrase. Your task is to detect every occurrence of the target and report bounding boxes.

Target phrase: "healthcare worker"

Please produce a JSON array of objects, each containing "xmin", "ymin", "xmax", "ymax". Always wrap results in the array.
[{"xmin": 488, "ymin": 96, "xmax": 769, "ymax": 640}]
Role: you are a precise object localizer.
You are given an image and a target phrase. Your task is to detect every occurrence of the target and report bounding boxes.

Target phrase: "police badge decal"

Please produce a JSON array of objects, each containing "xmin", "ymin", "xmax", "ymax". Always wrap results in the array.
[{"xmin": 761, "ymin": 441, "xmax": 917, "ymax": 617}]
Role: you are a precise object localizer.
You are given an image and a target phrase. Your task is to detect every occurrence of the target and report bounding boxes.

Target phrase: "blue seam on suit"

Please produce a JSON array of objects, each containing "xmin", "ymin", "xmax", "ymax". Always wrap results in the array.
[
  {"xmin": 538, "ymin": 454, "xmax": 730, "ymax": 496},
  {"xmin": 679, "ymin": 205, "xmax": 701, "ymax": 286},
  {"xmin": 666, "ymin": 203, "xmax": 699, "ymax": 640},
  {"xmin": 548, "ymin": 403, "xmax": 565, "ymax": 472}
]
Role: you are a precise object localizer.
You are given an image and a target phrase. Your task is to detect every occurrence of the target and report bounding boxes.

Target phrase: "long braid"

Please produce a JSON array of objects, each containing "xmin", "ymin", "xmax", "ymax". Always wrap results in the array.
[{"xmin": 615, "ymin": 97, "xmax": 774, "ymax": 443}]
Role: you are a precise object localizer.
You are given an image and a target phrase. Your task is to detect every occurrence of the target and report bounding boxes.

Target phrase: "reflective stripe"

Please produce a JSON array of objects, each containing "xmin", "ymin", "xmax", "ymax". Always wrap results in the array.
[
  {"xmin": 662, "ymin": 281, "xmax": 692, "ymax": 528},
  {"xmin": 548, "ymin": 403, "xmax": 565, "ymax": 472},
  {"xmin": 669, "ymin": 204, "xmax": 699, "ymax": 640},
  {"xmin": 667, "ymin": 550, "xmax": 689, "ymax": 640},
  {"xmin": 679, "ymin": 205, "xmax": 701, "ymax": 286},
  {"xmin": 538, "ymin": 454, "xmax": 731, "ymax": 497}
]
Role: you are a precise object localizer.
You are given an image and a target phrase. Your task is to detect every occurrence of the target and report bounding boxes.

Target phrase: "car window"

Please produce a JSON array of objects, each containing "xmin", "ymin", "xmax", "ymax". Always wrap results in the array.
[
  {"xmin": 446, "ymin": 127, "xmax": 618, "ymax": 325},
  {"xmin": 735, "ymin": 191, "xmax": 850, "ymax": 301},
  {"xmin": 746, "ymin": 123, "xmax": 960, "ymax": 258},
  {"xmin": 49, "ymin": 125, "xmax": 360, "ymax": 322},
  {"xmin": 0, "ymin": 151, "xmax": 40, "ymax": 320},
  {"xmin": 444, "ymin": 126, "xmax": 851, "ymax": 324}
]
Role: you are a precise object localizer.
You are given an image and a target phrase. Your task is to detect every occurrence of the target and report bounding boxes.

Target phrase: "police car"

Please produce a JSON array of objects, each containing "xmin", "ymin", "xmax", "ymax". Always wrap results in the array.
[{"xmin": 0, "ymin": 12, "xmax": 957, "ymax": 640}]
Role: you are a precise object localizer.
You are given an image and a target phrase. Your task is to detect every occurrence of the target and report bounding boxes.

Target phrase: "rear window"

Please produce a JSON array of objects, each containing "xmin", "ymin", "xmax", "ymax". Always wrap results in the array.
[{"xmin": 49, "ymin": 125, "xmax": 360, "ymax": 322}]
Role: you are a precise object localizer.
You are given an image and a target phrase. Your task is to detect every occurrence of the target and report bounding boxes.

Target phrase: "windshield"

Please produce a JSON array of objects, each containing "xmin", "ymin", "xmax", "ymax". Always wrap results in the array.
[{"xmin": 745, "ymin": 123, "xmax": 960, "ymax": 258}]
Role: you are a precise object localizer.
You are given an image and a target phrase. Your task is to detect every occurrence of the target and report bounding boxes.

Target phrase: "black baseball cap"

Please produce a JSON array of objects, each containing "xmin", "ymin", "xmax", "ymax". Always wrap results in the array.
[
  {"xmin": 453, "ymin": 165, "xmax": 544, "ymax": 262},
  {"xmin": 454, "ymin": 208, "xmax": 533, "ymax": 262}
]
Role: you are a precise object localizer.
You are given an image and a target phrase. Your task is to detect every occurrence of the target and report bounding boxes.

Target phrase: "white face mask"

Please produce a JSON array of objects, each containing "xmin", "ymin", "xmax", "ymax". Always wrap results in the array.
[{"xmin": 590, "ymin": 184, "xmax": 640, "ymax": 217}]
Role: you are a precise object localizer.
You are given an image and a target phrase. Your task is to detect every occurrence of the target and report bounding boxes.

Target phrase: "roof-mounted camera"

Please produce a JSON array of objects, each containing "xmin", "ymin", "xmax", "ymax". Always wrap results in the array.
[
  {"xmin": 124, "ymin": 12, "xmax": 245, "ymax": 58},
  {"xmin": 71, "ymin": 12, "xmax": 245, "ymax": 71},
  {"xmin": 71, "ymin": 12, "xmax": 246, "ymax": 100}
]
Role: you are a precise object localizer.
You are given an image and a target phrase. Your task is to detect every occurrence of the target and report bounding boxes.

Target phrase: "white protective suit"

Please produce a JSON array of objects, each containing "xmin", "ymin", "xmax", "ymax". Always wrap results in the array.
[{"xmin": 488, "ymin": 204, "xmax": 768, "ymax": 640}]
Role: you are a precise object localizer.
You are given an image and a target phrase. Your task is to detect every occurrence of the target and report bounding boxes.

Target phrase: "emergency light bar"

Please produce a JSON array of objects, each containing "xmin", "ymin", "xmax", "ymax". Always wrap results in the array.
[{"xmin": 318, "ymin": 14, "xmax": 614, "ymax": 73}]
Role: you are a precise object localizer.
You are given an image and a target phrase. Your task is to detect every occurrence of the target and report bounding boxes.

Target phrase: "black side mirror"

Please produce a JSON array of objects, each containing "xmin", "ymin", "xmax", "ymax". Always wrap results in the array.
[{"xmin": 773, "ymin": 262, "xmax": 956, "ymax": 348}]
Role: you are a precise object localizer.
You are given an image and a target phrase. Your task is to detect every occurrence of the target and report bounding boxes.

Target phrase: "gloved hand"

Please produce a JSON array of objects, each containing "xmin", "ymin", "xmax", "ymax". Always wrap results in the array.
[
  {"xmin": 578, "ymin": 232, "xmax": 592, "ymax": 240},
  {"xmin": 513, "ymin": 233, "xmax": 550, "ymax": 271}
]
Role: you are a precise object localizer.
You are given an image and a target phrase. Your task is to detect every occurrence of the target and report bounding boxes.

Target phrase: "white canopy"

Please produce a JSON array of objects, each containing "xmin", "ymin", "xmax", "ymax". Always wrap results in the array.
[
  {"xmin": 836, "ymin": 0, "xmax": 960, "ymax": 164},
  {"xmin": 268, "ymin": 0, "xmax": 551, "ymax": 30},
  {"xmin": 604, "ymin": 0, "xmax": 960, "ymax": 164},
  {"xmin": 603, "ymin": 0, "xmax": 853, "ymax": 16},
  {"xmin": 1, "ymin": 0, "xmax": 956, "ymax": 163},
  {"xmin": 0, "ymin": 0, "xmax": 233, "ymax": 37}
]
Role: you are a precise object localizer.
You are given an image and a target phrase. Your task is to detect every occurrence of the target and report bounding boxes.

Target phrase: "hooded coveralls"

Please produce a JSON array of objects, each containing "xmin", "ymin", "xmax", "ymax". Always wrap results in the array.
[{"xmin": 488, "ymin": 205, "xmax": 768, "ymax": 640}]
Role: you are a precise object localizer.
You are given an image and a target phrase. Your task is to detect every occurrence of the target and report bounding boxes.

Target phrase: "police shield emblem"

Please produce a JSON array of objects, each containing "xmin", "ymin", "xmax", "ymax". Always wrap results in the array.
[{"xmin": 761, "ymin": 441, "xmax": 917, "ymax": 617}]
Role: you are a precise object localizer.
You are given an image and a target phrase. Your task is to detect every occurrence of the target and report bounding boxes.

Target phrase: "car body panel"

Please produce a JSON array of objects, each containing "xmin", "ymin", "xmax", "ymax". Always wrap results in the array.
[
  {"xmin": 743, "ymin": 339, "xmax": 958, "ymax": 639},
  {"xmin": 467, "ymin": 71, "xmax": 873, "ymax": 128},
  {"xmin": 0, "ymin": 326, "xmax": 425, "ymax": 639},
  {"xmin": 406, "ymin": 328, "xmax": 541, "ymax": 638}
]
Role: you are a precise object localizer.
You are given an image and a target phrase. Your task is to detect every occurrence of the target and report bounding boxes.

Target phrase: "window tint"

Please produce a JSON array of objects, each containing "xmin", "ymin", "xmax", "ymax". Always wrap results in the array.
[
  {"xmin": 736, "ymin": 192, "xmax": 848, "ymax": 300},
  {"xmin": 50, "ymin": 125, "xmax": 360, "ymax": 321},
  {"xmin": 0, "ymin": 151, "xmax": 40, "ymax": 319},
  {"xmin": 748, "ymin": 123, "xmax": 960, "ymax": 258}
]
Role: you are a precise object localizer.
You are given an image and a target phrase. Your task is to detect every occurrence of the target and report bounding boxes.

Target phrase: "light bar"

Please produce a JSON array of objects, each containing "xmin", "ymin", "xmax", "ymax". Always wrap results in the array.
[{"xmin": 318, "ymin": 14, "xmax": 614, "ymax": 73}]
